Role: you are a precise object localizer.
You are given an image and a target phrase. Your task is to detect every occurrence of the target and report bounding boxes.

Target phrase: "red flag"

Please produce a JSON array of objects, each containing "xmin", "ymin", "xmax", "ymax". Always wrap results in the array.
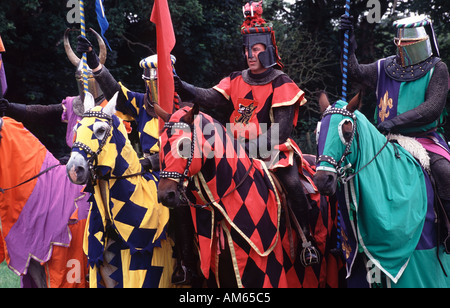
[{"xmin": 150, "ymin": 0, "xmax": 176, "ymax": 129}]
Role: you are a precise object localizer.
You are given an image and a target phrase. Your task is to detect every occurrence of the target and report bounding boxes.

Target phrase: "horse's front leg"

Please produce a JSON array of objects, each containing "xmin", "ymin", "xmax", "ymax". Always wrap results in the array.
[
  {"xmin": 99, "ymin": 238, "xmax": 119, "ymax": 288},
  {"xmin": 28, "ymin": 258, "xmax": 47, "ymax": 288}
]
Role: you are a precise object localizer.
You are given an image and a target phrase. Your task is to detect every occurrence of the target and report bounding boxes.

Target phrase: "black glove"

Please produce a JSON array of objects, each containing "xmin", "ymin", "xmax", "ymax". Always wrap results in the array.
[
  {"xmin": 174, "ymin": 75, "xmax": 197, "ymax": 102},
  {"xmin": 0, "ymin": 100, "xmax": 26, "ymax": 122},
  {"xmin": 339, "ymin": 14, "xmax": 357, "ymax": 55},
  {"xmin": 0, "ymin": 98, "xmax": 9, "ymax": 114},
  {"xmin": 139, "ymin": 153, "xmax": 160, "ymax": 172},
  {"xmin": 377, "ymin": 119, "xmax": 396, "ymax": 134},
  {"xmin": 76, "ymin": 35, "xmax": 100, "ymax": 69}
]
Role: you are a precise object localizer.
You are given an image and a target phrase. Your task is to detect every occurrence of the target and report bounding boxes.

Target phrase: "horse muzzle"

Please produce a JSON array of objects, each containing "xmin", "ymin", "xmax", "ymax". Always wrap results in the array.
[
  {"xmin": 66, "ymin": 152, "xmax": 90, "ymax": 185},
  {"xmin": 157, "ymin": 178, "xmax": 182, "ymax": 209},
  {"xmin": 313, "ymin": 170, "xmax": 337, "ymax": 196}
]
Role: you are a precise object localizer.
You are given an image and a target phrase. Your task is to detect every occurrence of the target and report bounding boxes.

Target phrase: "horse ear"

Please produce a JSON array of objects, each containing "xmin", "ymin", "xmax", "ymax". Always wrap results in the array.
[
  {"xmin": 318, "ymin": 91, "xmax": 330, "ymax": 113},
  {"xmin": 346, "ymin": 91, "xmax": 363, "ymax": 113},
  {"xmin": 154, "ymin": 102, "xmax": 171, "ymax": 122},
  {"xmin": 181, "ymin": 103, "xmax": 199, "ymax": 125},
  {"xmin": 103, "ymin": 92, "xmax": 118, "ymax": 116},
  {"xmin": 83, "ymin": 92, "xmax": 95, "ymax": 112}
]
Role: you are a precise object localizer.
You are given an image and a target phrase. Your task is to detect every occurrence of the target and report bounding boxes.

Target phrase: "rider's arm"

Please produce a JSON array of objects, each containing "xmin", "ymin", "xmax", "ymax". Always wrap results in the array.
[
  {"xmin": 174, "ymin": 76, "xmax": 230, "ymax": 109},
  {"xmin": 347, "ymin": 54, "xmax": 379, "ymax": 90},
  {"xmin": 0, "ymin": 99, "xmax": 63, "ymax": 123},
  {"xmin": 378, "ymin": 61, "xmax": 449, "ymax": 133},
  {"xmin": 340, "ymin": 14, "xmax": 378, "ymax": 90}
]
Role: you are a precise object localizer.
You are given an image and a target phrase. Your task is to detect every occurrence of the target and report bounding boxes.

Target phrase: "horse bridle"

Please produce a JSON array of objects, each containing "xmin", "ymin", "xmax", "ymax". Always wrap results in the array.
[
  {"xmin": 72, "ymin": 110, "xmax": 113, "ymax": 183},
  {"xmin": 159, "ymin": 121, "xmax": 204, "ymax": 207},
  {"xmin": 316, "ymin": 107, "xmax": 391, "ymax": 184},
  {"xmin": 316, "ymin": 107, "xmax": 358, "ymax": 181}
]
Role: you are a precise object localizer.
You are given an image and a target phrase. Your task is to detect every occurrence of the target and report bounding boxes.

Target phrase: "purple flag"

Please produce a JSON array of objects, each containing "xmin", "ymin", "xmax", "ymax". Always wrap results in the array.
[
  {"xmin": 0, "ymin": 54, "xmax": 6, "ymax": 97},
  {"xmin": 0, "ymin": 36, "xmax": 7, "ymax": 97}
]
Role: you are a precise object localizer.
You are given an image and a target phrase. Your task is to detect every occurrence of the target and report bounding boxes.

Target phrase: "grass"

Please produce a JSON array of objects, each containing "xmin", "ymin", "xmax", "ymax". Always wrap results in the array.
[{"xmin": 0, "ymin": 261, "xmax": 20, "ymax": 288}]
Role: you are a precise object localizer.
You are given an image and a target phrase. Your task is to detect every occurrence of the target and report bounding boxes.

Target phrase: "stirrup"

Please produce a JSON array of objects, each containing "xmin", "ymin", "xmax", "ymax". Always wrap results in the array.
[
  {"xmin": 171, "ymin": 263, "xmax": 192, "ymax": 285},
  {"xmin": 300, "ymin": 241, "xmax": 320, "ymax": 267},
  {"xmin": 443, "ymin": 233, "xmax": 450, "ymax": 254}
]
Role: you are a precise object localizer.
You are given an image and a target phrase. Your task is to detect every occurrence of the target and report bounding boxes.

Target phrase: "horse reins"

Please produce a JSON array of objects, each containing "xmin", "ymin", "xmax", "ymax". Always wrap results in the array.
[
  {"xmin": 316, "ymin": 107, "xmax": 358, "ymax": 182},
  {"xmin": 0, "ymin": 163, "xmax": 62, "ymax": 193}
]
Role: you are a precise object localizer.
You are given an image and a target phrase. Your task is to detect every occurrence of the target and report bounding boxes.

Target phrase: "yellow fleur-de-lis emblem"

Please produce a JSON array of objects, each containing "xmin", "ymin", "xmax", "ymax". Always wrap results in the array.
[{"xmin": 378, "ymin": 91, "xmax": 393, "ymax": 122}]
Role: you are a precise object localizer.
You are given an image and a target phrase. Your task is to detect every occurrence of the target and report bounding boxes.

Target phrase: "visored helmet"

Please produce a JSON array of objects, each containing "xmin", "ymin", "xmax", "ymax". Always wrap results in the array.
[
  {"xmin": 393, "ymin": 15, "xmax": 439, "ymax": 67},
  {"xmin": 139, "ymin": 54, "xmax": 176, "ymax": 104},
  {"xmin": 241, "ymin": 1, "xmax": 283, "ymax": 69}
]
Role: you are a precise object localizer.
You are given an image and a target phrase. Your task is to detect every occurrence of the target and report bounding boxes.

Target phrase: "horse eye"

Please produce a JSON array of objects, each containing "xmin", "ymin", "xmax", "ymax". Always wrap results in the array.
[
  {"xmin": 93, "ymin": 122, "xmax": 109, "ymax": 139},
  {"xmin": 176, "ymin": 137, "xmax": 192, "ymax": 159},
  {"xmin": 342, "ymin": 121, "xmax": 353, "ymax": 143}
]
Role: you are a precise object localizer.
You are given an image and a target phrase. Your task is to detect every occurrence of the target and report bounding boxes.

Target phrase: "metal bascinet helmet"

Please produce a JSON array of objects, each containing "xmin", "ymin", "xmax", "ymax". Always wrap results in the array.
[
  {"xmin": 64, "ymin": 28, "xmax": 107, "ymax": 115},
  {"xmin": 139, "ymin": 54, "xmax": 176, "ymax": 104},
  {"xmin": 393, "ymin": 15, "xmax": 440, "ymax": 67},
  {"xmin": 241, "ymin": 1, "xmax": 283, "ymax": 69}
]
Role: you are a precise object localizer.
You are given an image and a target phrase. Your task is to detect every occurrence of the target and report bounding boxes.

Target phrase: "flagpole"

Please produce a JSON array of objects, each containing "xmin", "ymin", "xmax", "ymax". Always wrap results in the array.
[
  {"xmin": 80, "ymin": 0, "xmax": 89, "ymax": 96},
  {"xmin": 341, "ymin": 0, "xmax": 351, "ymax": 102}
]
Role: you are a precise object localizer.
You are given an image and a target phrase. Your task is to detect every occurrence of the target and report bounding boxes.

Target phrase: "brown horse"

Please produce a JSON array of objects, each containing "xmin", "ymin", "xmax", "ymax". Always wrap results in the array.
[{"xmin": 156, "ymin": 103, "xmax": 342, "ymax": 288}]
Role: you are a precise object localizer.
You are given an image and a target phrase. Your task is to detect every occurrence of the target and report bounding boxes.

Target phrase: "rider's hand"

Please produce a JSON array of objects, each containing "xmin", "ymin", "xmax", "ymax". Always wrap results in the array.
[
  {"xmin": 339, "ymin": 14, "xmax": 354, "ymax": 32},
  {"xmin": 0, "ymin": 98, "xmax": 9, "ymax": 114},
  {"xmin": 174, "ymin": 76, "xmax": 197, "ymax": 101},
  {"xmin": 76, "ymin": 35, "xmax": 100, "ymax": 69},
  {"xmin": 139, "ymin": 153, "xmax": 160, "ymax": 172},
  {"xmin": 377, "ymin": 119, "xmax": 395, "ymax": 134},
  {"xmin": 339, "ymin": 14, "xmax": 357, "ymax": 54}
]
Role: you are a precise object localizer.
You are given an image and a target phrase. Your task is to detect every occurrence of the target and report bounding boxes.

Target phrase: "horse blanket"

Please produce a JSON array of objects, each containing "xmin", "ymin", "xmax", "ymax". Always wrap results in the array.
[
  {"xmin": 317, "ymin": 100, "xmax": 450, "ymax": 287},
  {"xmin": 161, "ymin": 108, "xmax": 340, "ymax": 287},
  {"xmin": 0, "ymin": 117, "xmax": 89, "ymax": 287},
  {"xmin": 74, "ymin": 107, "xmax": 174, "ymax": 287}
]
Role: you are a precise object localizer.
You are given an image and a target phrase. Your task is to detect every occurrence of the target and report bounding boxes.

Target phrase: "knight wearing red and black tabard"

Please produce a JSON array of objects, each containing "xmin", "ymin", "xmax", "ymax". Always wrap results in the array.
[{"xmin": 176, "ymin": 63, "xmax": 321, "ymax": 267}]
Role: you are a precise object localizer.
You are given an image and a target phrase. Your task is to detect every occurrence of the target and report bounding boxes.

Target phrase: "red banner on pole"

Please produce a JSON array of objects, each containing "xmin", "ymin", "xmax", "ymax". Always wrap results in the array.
[{"xmin": 150, "ymin": 0, "xmax": 176, "ymax": 130}]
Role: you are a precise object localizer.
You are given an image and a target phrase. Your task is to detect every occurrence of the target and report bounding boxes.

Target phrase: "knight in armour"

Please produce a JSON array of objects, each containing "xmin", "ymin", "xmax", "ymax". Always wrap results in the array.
[
  {"xmin": 340, "ymin": 14, "xmax": 450, "ymax": 251},
  {"xmin": 0, "ymin": 28, "xmax": 107, "ymax": 151},
  {"xmin": 175, "ymin": 0, "xmax": 320, "ymax": 266},
  {"xmin": 75, "ymin": 35, "xmax": 199, "ymax": 285}
]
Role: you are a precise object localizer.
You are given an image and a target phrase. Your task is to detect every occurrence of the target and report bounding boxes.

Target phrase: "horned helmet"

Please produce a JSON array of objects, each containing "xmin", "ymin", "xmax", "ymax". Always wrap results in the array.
[{"xmin": 64, "ymin": 28, "xmax": 107, "ymax": 115}]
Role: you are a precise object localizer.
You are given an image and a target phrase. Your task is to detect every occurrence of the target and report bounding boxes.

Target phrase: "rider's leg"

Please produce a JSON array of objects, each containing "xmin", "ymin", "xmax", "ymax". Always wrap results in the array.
[
  {"xmin": 429, "ymin": 151, "xmax": 450, "ymax": 252},
  {"xmin": 274, "ymin": 159, "xmax": 319, "ymax": 266},
  {"xmin": 171, "ymin": 206, "xmax": 199, "ymax": 285}
]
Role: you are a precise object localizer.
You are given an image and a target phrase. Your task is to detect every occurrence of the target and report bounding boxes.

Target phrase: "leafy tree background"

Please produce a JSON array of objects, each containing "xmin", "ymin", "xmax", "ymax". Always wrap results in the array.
[{"xmin": 0, "ymin": 0, "xmax": 449, "ymax": 158}]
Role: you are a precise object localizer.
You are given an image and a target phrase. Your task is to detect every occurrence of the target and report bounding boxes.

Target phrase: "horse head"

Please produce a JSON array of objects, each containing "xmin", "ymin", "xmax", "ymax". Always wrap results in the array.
[
  {"xmin": 313, "ymin": 91, "xmax": 362, "ymax": 196},
  {"xmin": 66, "ymin": 92, "xmax": 121, "ymax": 185},
  {"xmin": 155, "ymin": 103, "xmax": 203, "ymax": 208}
]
